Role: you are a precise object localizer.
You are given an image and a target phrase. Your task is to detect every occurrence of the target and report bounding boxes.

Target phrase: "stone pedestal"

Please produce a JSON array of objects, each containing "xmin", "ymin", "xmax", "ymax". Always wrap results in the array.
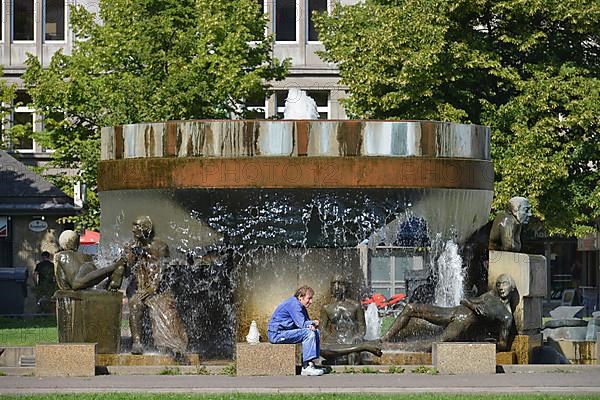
[
  {"xmin": 35, "ymin": 343, "xmax": 96, "ymax": 377},
  {"xmin": 488, "ymin": 250, "xmax": 547, "ymax": 334},
  {"xmin": 55, "ymin": 289, "xmax": 123, "ymax": 354},
  {"xmin": 511, "ymin": 334, "xmax": 542, "ymax": 364},
  {"xmin": 432, "ymin": 342, "xmax": 496, "ymax": 374},
  {"xmin": 236, "ymin": 343, "xmax": 300, "ymax": 376}
]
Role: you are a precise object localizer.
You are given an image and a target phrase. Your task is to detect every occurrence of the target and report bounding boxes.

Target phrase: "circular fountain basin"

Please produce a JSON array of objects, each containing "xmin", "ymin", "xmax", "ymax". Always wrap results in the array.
[{"xmin": 98, "ymin": 120, "xmax": 493, "ymax": 356}]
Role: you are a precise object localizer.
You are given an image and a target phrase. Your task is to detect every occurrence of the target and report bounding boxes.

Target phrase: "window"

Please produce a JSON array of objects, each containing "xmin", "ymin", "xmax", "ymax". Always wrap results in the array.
[
  {"xmin": 12, "ymin": 91, "xmax": 35, "ymax": 150},
  {"xmin": 275, "ymin": 90, "xmax": 330, "ymax": 119},
  {"xmin": 275, "ymin": 0, "xmax": 296, "ymax": 41},
  {"xmin": 14, "ymin": 0, "xmax": 35, "ymax": 41},
  {"xmin": 45, "ymin": 0, "xmax": 65, "ymax": 41},
  {"xmin": 307, "ymin": 0, "xmax": 327, "ymax": 42},
  {"xmin": 245, "ymin": 95, "xmax": 267, "ymax": 119},
  {"xmin": 306, "ymin": 90, "xmax": 329, "ymax": 119},
  {"xmin": 370, "ymin": 253, "xmax": 424, "ymax": 298}
]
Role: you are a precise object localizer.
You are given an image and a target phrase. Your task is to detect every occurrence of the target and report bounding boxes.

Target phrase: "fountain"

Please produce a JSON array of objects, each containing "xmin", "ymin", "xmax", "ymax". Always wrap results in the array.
[{"xmin": 97, "ymin": 119, "xmax": 493, "ymax": 358}]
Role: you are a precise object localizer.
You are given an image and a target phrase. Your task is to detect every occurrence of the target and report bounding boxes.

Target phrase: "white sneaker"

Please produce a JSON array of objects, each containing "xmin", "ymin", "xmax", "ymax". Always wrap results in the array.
[{"xmin": 301, "ymin": 362, "xmax": 324, "ymax": 376}]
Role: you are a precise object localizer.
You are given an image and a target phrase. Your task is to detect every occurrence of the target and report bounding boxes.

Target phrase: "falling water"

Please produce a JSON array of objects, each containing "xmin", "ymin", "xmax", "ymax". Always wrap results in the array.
[
  {"xmin": 433, "ymin": 238, "xmax": 464, "ymax": 307},
  {"xmin": 363, "ymin": 302, "xmax": 381, "ymax": 340}
]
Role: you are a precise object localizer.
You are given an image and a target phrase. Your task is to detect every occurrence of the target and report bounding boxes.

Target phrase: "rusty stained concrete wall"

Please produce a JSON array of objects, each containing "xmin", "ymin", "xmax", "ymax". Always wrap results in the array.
[{"xmin": 101, "ymin": 120, "xmax": 490, "ymax": 161}]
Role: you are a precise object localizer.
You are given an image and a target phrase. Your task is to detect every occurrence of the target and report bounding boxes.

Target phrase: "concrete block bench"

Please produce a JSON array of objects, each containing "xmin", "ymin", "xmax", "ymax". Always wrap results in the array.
[
  {"xmin": 236, "ymin": 342, "xmax": 301, "ymax": 376},
  {"xmin": 35, "ymin": 343, "xmax": 96, "ymax": 377},
  {"xmin": 432, "ymin": 342, "xmax": 496, "ymax": 374}
]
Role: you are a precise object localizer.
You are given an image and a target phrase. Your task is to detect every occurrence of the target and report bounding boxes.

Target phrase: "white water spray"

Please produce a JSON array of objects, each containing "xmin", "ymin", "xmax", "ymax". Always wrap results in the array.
[{"xmin": 434, "ymin": 239, "xmax": 464, "ymax": 307}]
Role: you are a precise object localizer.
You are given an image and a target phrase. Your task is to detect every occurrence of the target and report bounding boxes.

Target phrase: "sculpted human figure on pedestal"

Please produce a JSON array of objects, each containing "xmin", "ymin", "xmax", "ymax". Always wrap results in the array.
[
  {"xmin": 54, "ymin": 230, "xmax": 124, "ymax": 291},
  {"xmin": 320, "ymin": 275, "xmax": 382, "ymax": 364},
  {"xmin": 123, "ymin": 216, "xmax": 188, "ymax": 357},
  {"xmin": 381, "ymin": 274, "xmax": 516, "ymax": 351},
  {"xmin": 489, "ymin": 196, "xmax": 532, "ymax": 252}
]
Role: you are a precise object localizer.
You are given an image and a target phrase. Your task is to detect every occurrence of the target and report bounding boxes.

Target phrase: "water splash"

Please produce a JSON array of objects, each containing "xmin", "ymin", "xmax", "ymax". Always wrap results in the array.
[{"xmin": 433, "ymin": 237, "xmax": 464, "ymax": 307}]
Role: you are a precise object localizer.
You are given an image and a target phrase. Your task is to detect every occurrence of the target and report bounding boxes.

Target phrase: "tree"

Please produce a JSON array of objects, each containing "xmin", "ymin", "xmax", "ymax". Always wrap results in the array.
[
  {"xmin": 23, "ymin": 0, "xmax": 288, "ymax": 230},
  {"xmin": 0, "ymin": 68, "xmax": 17, "ymax": 149},
  {"xmin": 315, "ymin": 0, "xmax": 600, "ymax": 236}
]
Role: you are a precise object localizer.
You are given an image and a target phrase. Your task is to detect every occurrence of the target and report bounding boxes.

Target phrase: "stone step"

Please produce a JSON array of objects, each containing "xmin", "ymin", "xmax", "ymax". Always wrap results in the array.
[{"xmin": 19, "ymin": 355, "xmax": 36, "ymax": 367}]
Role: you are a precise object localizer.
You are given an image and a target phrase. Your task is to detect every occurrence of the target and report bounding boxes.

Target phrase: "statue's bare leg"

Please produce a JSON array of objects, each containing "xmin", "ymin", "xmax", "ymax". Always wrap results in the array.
[
  {"xmin": 129, "ymin": 295, "xmax": 145, "ymax": 354},
  {"xmin": 321, "ymin": 342, "xmax": 383, "ymax": 359},
  {"xmin": 381, "ymin": 303, "xmax": 454, "ymax": 342}
]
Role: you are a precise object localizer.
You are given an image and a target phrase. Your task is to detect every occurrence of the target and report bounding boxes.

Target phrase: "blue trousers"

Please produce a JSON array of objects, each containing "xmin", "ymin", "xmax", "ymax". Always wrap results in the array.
[{"xmin": 268, "ymin": 328, "xmax": 320, "ymax": 362}]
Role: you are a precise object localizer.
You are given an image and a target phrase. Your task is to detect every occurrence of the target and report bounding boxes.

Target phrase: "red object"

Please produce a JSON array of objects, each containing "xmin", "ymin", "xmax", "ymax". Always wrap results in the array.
[
  {"xmin": 79, "ymin": 230, "xmax": 100, "ymax": 245},
  {"xmin": 362, "ymin": 292, "xmax": 406, "ymax": 309}
]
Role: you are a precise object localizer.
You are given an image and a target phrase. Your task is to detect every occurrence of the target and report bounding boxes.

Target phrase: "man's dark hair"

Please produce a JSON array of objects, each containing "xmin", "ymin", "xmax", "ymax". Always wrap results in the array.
[
  {"xmin": 295, "ymin": 285, "xmax": 314, "ymax": 299},
  {"xmin": 41, "ymin": 251, "xmax": 51, "ymax": 259}
]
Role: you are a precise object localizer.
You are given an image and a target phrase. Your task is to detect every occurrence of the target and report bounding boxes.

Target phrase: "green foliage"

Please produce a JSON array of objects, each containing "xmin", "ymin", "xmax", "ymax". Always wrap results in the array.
[
  {"xmin": 411, "ymin": 365, "xmax": 439, "ymax": 374},
  {"xmin": 23, "ymin": 0, "xmax": 288, "ymax": 230},
  {"xmin": 388, "ymin": 365, "xmax": 405, "ymax": 374},
  {"xmin": 360, "ymin": 366, "xmax": 379, "ymax": 373},
  {"xmin": 316, "ymin": 0, "xmax": 600, "ymax": 236},
  {"xmin": 195, "ymin": 365, "xmax": 211, "ymax": 375},
  {"xmin": 220, "ymin": 362, "xmax": 237, "ymax": 376},
  {"xmin": 159, "ymin": 367, "xmax": 181, "ymax": 375},
  {"xmin": 0, "ymin": 68, "xmax": 17, "ymax": 150}
]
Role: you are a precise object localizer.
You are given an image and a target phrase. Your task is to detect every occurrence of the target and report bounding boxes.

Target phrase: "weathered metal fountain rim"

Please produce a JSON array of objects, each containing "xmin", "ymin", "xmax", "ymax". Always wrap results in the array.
[
  {"xmin": 98, "ymin": 156, "xmax": 493, "ymax": 191},
  {"xmin": 100, "ymin": 120, "xmax": 491, "ymax": 161}
]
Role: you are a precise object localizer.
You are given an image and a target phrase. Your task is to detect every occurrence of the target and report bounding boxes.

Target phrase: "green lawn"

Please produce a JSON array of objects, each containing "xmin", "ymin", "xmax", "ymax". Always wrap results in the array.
[
  {"xmin": 0, "ymin": 316, "xmax": 58, "ymax": 346},
  {"xmin": 0, "ymin": 395, "xmax": 599, "ymax": 400}
]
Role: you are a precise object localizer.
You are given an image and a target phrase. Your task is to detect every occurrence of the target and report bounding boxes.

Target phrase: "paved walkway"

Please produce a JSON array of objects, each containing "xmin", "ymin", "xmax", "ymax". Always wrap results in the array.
[{"xmin": 1, "ymin": 366, "xmax": 599, "ymax": 394}]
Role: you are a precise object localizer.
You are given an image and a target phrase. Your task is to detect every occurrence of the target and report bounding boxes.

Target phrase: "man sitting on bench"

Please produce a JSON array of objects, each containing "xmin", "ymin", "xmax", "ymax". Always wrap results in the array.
[{"xmin": 268, "ymin": 286, "xmax": 324, "ymax": 376}]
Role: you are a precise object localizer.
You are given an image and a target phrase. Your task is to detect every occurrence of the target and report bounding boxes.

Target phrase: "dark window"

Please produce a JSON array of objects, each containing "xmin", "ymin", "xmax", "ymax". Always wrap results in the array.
[
  {"xmin": 45, "ymin": 0, "xmax": 65, "ymax": 41},
  {"xmin": 15, "ymin": 91, "xmax": 32, "ymax": 107},
  {"xmin": 245, "ymin": 94, "xmax": 266, "ymax": 119},
  {"xmin": 306, "ymin": 90, "xmax": 329, "ymax": 119},
  {"xmin": 275, "ymin": 0, "xmax": 296, "ymax": 41},
  {"xmin": 308, "ymin": 0, "xmax": 327, "ymax": 41},
  {"xmin": 14, "ymin": 0, "xmax": 35, "ymax": 41}
]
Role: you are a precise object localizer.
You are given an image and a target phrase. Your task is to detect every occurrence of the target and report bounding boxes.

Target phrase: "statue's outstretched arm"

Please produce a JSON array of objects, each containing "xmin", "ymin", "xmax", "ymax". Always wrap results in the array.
[{"xmin": 71, "ymin": 259, "xmax": 124, "ymax": 290}]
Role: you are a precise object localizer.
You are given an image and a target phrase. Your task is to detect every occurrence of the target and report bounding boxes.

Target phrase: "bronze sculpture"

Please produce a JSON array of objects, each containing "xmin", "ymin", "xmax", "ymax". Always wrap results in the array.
[
  {"xmin": 320, "ymin": 275, "xmax": 382, "ymax": 364},
  {"xmin": 54, "ymin": 230, "xmax": 124, "ymax": 291},
  {"xmin": 381, "ymin": 274, "xmax": 516, "ymax": 351},
  {"xmin": 489, "ymin": 197, "xmax": 532, "ymax": 252},
  {"xmin": 123, "ymin": 216, "xmax": 188, "ymax": 357}
]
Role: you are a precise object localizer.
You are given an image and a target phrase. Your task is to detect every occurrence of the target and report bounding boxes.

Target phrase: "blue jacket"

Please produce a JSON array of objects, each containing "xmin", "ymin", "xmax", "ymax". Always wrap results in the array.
[{"xmin": 268, "ymin": 296, "xmax": 314, "ymax": 332}]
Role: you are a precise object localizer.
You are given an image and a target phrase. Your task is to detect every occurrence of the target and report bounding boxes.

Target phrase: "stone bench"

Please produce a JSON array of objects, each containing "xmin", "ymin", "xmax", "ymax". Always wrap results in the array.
[
  {"xmin": 35, "ymin": 343, "xmax": 96, "ymax": 377},
  {"xmin": 432, "ymin": 342, "xmax": 496, "ymax": 374},
  {"xmin": 236, "ymin": 342, "xmax": 301, "ymax": 376}
]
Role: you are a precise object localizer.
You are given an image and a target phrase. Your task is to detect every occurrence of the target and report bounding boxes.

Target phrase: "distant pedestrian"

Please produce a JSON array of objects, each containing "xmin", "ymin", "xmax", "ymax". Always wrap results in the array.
[{"xmin": 34, "ymin": 251, "xmax": 56, "ymax": 313}]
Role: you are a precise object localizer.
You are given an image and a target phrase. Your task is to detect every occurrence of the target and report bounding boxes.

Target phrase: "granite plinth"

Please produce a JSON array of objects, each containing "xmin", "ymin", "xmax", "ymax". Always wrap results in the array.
[
  {"xmin": 488, "ymin": 250, "xmax": 547, "ymax": 334},
  {"xmin": 511, "ymin": 334, "xmax": 542, "ymax": 364},
  {"xmin": 432, "ymin": 342, "xmax": 496, "ymax": 374},
  {"xmin": 496, "ymin": 351, "xmax": 517, "ymax": 364},
  {"xmin": 488, "ymin": 251, "xmax": 547, "ymax": 297},
  {"xmin": 547, "ymin": 340, "xmax": 597, "ymax": 365},
  {"xmin": 35, "ymin": 343, "xmax": 96, "ymax": 377},
  {"xmin": 96, "ymin": 353, "xmax": 201, "ymax": 366},
  {"xmin": 236, "ymin": 343, "xmax": 300, "ymax": 376},
  {"xmin": 56, "ymin": 289, "xmax": 123, "ymax": 354}
]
